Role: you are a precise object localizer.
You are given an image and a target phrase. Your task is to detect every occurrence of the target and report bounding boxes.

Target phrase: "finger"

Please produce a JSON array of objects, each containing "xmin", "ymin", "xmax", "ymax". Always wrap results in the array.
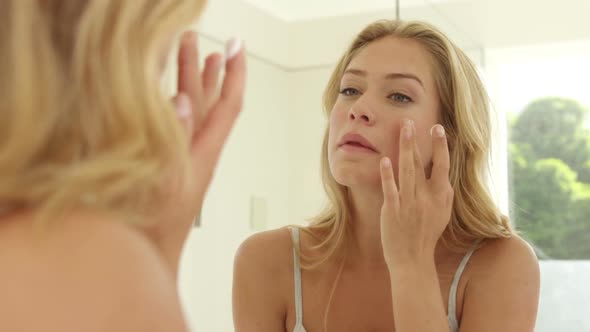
[
  {"xmin": 201, "ymin": 53, "xmax": 223, "ymax": 108},
  {"xmin": 172, "ymin": 93, "xmax": 193, "ymax": 142},
  {"xmin": 429, "ymin": 124, "xmax": 451, "ymax": 191},
  {"xmin": 192, "ymin": 38, "xmax": 246, "ymax": 163},
  {"xmin": 413, "ymin": 135, "xmax": 426, "ymax": 190},
  {"xmin": 218, "ymin": 38, "xmax": 246, "ymax": 109},
  {"xmin": 177, "ymin": 31, "xmax": 205, "ymax": 130},
  {"xmin": 380, "ymin": 157, "xmax": 399, "ymax": 206},
  {"xmin": 398, "ymin": 119, "xmax": 416, "ymax": 200}
]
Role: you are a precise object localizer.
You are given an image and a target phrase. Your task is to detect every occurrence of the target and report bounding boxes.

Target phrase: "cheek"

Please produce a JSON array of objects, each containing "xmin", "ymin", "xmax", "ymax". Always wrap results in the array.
[
  {"xmin": 327, "ymin": 115, "xmax": 339, "ymax": 163},
  {"xmin": 385, "ymin": 126, "xmax": 401, "ymax": 157},
  {"xmin": 382, "ymin": 122, "xmax": 433, "ymax": 167},
  {"xmin": 328, "ymin": 108, "xmax": 347, "ymax": 141},
  {"xmin": 414, "ymin": 120, "xmax": 437, "ymax": 162},
  {"xmin": 329, "ymin": 106, "xmax": 348, "ymax": 125},
  {"xmin": 418, "ymin": 135, "xmax": 434, "ymax": 164}
]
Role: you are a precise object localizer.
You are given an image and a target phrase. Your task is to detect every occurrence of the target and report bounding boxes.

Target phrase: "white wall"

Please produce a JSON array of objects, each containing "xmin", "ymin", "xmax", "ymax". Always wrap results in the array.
[
  {"xmin": 537, "ymin": 262, "xmax": 590, "ymax": 332},
  {"xmin": 286, "ymin": 69, "xmax": 331, "ymax": 226},
  {"xmin": 197, "ymin": 0, "xmax": 291, "ymax": 68}
]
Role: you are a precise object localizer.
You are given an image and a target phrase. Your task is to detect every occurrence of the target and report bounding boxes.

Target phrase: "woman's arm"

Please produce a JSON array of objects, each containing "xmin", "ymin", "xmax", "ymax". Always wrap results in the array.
[
  {"xmin": 379, "ymin": 121, "xmax": 455, "ymax": 332},
  {"xmin": 145, "ymin": 31, "xmax": 246, "ymax": 279},
  {"xmin": 458, "ymin": 237, "xmax": 540, "ymax": 332},
  {"xmin": 387, "ymin": 237, "xmax": 539, "ymax": 332},
  {"xmin": 388, "ymin": 260, "xmax": 451, "ymax": 332},
  {"xmin": 380, "ymin": 121, "xmax": 539, "ymax": 331}
]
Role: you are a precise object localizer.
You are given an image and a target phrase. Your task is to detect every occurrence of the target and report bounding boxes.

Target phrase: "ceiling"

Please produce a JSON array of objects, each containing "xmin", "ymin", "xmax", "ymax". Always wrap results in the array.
[
  {"xmin": 241, "ymin": 0, "xmax": 459, "ymax": 22},
  {"xmin": 239, "ymin": 0, "xmax": 590, "ymax": 49}
]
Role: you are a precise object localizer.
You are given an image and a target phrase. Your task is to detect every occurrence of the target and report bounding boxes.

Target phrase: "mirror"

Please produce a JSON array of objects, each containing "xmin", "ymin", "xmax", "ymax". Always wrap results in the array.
[{"xmin": 175, "ymin": 1, "xmax": 590, "ymax": 331}]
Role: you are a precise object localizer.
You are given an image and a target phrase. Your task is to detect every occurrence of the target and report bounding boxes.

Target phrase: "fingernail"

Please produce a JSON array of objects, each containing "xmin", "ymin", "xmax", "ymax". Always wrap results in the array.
[
  {"xmin": 381, "ymin": 157, "xmax": 391, "ymax": 168},
  {"xmin": 224, "ymin": 37, "xmax": 242, "ymax": 62},
  {"xmin": 431, "ymin": 125, "xmax": 445, "ymax": 137},
  {"xmin": 403, "ymin": 119, "xmax": 413, "ymax": 140},
  {"xmin": 176, "ymin": 94, "xmax": 191, "ymax": 118}
]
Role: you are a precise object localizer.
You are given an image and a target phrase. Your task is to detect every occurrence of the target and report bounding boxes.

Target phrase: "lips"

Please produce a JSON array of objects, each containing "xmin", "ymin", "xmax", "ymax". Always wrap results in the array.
[{"xmin": 338, "ymin": 133, "xmax": 378, "ymax": 152}]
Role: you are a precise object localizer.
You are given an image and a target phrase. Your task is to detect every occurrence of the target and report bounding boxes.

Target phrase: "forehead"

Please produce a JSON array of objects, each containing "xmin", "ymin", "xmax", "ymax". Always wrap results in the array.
[{"xmin": 346, "ymin": 37, "xmax": 434, "ymax": 81}]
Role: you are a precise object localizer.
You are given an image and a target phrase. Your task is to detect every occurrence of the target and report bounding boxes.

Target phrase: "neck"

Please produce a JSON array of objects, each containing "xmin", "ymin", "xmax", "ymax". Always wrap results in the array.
[{"xmin": 346, "ymin": 185, "xmax": 388, "ymax": 269}]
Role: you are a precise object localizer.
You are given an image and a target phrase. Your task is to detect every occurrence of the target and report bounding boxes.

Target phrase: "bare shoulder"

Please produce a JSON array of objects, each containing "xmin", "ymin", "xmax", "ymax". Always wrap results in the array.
[
  {"xmin": 233, "ymin": 226, "xmax": 295, "ymax": 296},
  {"xmin": 234, "ymin": 226, "xmax": 294, "ymax": 271},
  {"xmin": 0, "ymin": 213, "xmax": 188, "ymax": 332},
  {"xmin": 472, "ymin": 234, "xmax": 540, "ymax": 275},
  {"xmin": 232, "ymin": 226, "xmax": 297, "ymax": 331},
  {"xmin": 461, "ymin": 235, "xmax": 540, "ymax": 332}
]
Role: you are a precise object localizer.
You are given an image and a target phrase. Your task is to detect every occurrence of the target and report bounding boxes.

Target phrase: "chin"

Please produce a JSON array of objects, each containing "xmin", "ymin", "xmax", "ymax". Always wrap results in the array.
[
  {"xmin": 329, "ymin": 163, "xmax": 380, "ymax": 187},
  {"xmin": 331, "ymin": 161, "xmax": 405, "ymax": 189}
]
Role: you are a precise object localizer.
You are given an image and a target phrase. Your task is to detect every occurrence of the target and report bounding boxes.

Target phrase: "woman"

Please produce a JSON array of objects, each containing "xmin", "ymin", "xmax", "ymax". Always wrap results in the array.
[
  {"xmin": 0, "ymin": 1, "xmax": 245, "ymax": 331},
  {"xmin": 233, "ymin": 20, "xmax": 539, "ymax": 332}
]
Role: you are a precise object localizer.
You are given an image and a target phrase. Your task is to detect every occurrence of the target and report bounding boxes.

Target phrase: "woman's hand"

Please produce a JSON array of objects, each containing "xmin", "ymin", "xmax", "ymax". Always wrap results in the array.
[
  {"xmin": 173, "ymin": 31, "xmax": 246, "ymax": 224},
  {"xmin": 146, "ymin": 31, "xmax": 246, "ymax": 276},
  {"xmin": 379, "ymin": 119, "xmax": 453, "ymax": 270}
]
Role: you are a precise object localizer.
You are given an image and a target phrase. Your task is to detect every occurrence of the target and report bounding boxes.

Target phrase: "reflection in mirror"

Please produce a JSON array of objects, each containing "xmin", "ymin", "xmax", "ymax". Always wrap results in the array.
[{"xmin": 178, "ymin": 1, "xmax": 590, "ymax": 332}]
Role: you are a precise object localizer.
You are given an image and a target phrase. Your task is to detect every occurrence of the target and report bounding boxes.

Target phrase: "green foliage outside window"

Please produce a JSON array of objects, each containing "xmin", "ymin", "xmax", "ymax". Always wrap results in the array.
[{"xmin": 509, "ymin": 97, "xmax": 590, "ymax": 259}]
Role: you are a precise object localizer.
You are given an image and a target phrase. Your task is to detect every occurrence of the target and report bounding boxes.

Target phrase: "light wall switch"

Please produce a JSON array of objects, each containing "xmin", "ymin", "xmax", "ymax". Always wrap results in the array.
[{"xmin": 249, "ymin": 196, "xmax": 267, "ymax": 231}]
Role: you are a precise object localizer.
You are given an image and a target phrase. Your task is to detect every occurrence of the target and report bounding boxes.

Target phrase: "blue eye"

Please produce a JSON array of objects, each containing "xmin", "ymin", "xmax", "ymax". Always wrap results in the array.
[
  {"xmin": 339, "ymin": 88, "xmax": 360, "ymax": 96},
  {"xmin": 389, "ymin": 93, "xmax": 412, "ymax": 103}
]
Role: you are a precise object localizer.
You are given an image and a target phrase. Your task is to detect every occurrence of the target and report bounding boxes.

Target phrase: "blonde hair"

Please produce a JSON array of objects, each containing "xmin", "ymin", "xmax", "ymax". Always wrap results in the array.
[
  {"xmin": 301, "ymin": 20, "xmax": 513, "ymax": 269},
  {"xmin": 0, "ymin": 1, "xmax": 206, "ymax": 223}
]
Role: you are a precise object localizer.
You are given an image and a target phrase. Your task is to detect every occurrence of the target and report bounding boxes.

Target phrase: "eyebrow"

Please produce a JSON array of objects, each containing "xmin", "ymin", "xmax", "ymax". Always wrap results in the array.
[{"xmin": 343, "ymin": 68, "xmax": 424, "ymax": 89}]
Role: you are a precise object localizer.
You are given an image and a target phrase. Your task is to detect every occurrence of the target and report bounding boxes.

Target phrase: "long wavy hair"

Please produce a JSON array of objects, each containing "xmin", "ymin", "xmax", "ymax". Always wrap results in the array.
[
  {"xmin": 301, "ymin": 20, "xmax": 513, "ymax": 269},
  {"xmin": 0, "ymin": 1, "xmax": 206, "ymax": 224}
]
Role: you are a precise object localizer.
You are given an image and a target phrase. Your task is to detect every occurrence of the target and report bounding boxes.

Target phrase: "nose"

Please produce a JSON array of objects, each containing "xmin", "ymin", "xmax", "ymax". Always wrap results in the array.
[{"xmin": 348, "ymin": 101, "xmax": 376, "ymax": 126}]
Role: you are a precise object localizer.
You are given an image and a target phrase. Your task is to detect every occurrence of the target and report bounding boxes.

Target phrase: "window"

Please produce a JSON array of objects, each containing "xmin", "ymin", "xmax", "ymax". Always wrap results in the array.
[
  {"xmin": 486, "ymin": 40, "xmax": 590, "ymax": 332},
  {"xmin": 487, "ymin": 42, "xmax": 590, "ymax": 260}
]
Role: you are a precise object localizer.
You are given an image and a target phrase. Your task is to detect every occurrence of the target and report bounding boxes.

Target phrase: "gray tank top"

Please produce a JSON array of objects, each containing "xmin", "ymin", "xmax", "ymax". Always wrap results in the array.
[{"xmin": 289, "ymin": 227, "xmax": 479, "ymax": 332}]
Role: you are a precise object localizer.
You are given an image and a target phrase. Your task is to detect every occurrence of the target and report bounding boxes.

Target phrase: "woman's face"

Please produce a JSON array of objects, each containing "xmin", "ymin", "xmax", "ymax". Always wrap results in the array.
[{"xmin": 328, "ymin": 36, "xmax": 441, "ymax": 188}]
